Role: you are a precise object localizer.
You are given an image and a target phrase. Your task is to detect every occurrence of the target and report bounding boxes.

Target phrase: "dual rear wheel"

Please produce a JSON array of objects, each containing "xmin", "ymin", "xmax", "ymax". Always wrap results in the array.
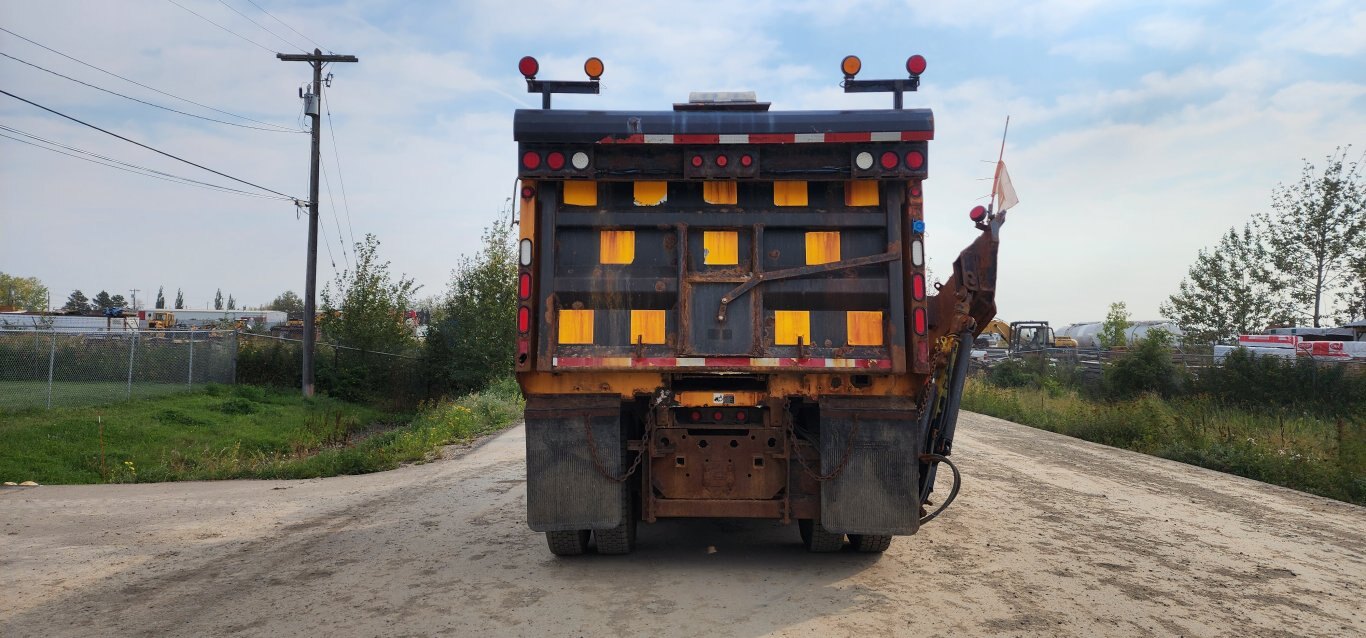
[
  {"xmin": 545, "ymin": 493, "xmax": 637, "ymax": 556},
  {"xmin": 799, "ymin": 519, "xmax": 892, "ymax": 553}
]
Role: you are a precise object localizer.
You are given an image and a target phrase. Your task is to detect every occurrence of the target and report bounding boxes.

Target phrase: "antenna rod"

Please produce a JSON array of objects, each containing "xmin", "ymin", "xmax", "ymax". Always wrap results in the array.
[{"xmin": 989, "ymin": 116, "xmax": 1010, "ymax": 210}]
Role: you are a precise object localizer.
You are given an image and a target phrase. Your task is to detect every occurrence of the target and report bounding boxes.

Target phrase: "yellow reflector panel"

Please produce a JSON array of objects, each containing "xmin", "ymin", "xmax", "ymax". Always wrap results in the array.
[
  {"xmin": 773, "ymin": 181, "xmax": 808, "ymax": 207},
  {"xmin": 703, "ymin": 231, "xmax": 739, "ymax": 265},
  {"xmin": 600, "ymin": 230, "xmax": 635, "ymax": 264},
  {"xmin": 703, "ymin": 181, "xmax": 738, "ymax": 205},
  {"xmin": 775, "ymin": 310, "xmax": 811, "ymax": 346},
  {"xmin": 844, "ymin": 180, "xmax": 879, "ymax": 206},
  {"xmin": 847, "ymin": 311, "xmax": 883, "ymax": 346},
  {"xmin": 630, "ymin": 310, "xmax": 666, "ymax": 345},
  {"xmin": 634, "ymin": 181, "xmax": 668, "ymax": 206},
  {"xmin": 558, "ymin": 309, "xmax": 594, "ymax": 344},
  {"xmin": 805, "ymin": 231, "xmax": 841, "ymax": 265},
  {"xmin": 563, "ymin": 180, "xmax": 598, "ymax": 206}
]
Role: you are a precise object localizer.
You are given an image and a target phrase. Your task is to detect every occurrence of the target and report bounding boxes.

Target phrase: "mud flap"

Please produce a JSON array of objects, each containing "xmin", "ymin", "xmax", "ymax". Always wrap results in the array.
[
  {"xmin": 524, "ymin": 394, "xmax": 624, "ymax": 532},
  {"xmin": 818, "ymin": 396, "xmax": 921, "ymax": 536}
]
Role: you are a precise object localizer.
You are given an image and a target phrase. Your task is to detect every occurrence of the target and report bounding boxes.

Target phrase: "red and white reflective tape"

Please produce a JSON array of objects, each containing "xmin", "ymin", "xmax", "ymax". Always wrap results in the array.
[
  {"xmin": 595, "ymin": 131, "xmax": 933, "ymax": 145},
  {"xmin": 552, "ymin": 356, "xmax": 892, "ymax": 369}
]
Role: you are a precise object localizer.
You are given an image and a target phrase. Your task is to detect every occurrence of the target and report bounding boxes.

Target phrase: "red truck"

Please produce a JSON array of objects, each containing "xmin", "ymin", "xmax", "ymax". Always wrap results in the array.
[{"xmin": 513, "ymin": 55, "xmax": 1003, "ymax": 555}]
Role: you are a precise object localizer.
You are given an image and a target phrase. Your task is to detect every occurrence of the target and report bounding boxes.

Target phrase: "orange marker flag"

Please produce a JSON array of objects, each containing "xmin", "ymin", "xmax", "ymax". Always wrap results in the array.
[{"xmin": 994, "ymin": 160, "xmax": 1019, "ymax": 211}]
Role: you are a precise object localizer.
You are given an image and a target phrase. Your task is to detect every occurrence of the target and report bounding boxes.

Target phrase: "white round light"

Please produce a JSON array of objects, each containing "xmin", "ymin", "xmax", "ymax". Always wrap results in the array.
[
  {"xmin": 571, "ymin": 151, "xmax": 589, "ymax": 170},
  {"xmin": 855, "ymin": 151, "xmax": 873, "ymax": 170}
]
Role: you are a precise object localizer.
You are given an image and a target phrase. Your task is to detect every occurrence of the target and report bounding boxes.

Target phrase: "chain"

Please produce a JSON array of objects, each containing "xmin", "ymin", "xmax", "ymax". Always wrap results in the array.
[
  {"xmin": 583, "ymin": 405, "xmax": 655, "ymax": 483},
  {"xmin": 787, "ymin": 414, "xmax": 861, "ymax": 482}
]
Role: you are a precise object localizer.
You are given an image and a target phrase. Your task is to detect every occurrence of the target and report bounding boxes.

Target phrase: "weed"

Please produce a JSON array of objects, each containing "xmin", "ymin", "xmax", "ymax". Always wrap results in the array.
[{"xmin": 217, "ymin": 397, "xmax": 260, "ymax": 415}]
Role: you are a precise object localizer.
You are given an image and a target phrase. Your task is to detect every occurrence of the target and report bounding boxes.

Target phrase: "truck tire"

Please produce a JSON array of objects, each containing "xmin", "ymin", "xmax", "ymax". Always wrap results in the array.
[
  {"xmin": 594, "ymin": 493, "xmax": 637, "ymax": 555},
  {"xmin": 546, "ymin": 530, "xmax": 590, "ymax": 556},
  {"xmin": 798, "ymin": 519, "xmax": 845, "ymax": 553},
  {"xmin": 848, "ymin": 534, "xmax": 893, "ymax": 553}
]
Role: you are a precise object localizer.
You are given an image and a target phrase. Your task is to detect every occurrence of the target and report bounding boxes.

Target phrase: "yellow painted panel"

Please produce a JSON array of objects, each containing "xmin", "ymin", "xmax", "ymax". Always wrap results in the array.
[
  {"xmin": 773, "ymin": 181, "xmax": 808, "ymax": 207},
  {"xmin": 847, "ymin": 311, "xmax": 883, "ymax": 346},
  {"xmin": 703, "ymin": 231, "xmax": 738, "ymax": 265},
  {"xmin": 558, "ymin": 309, "xmax": 594, "ymax": 344},
  {"xmin": 703, "ymin": 181, "xmax": 738, "ymax": 205},
  {"xmin": 805, "ymin": 231, "xmax": 841, "ymax": 265},
  {"xmin": 775, "ymin": 310, "xmax": 811, "ymax": 346},
  {"xmin": 518, "ymin": 180, "xmax": 536, "ymax": 241},
  {"xmin": 634, "ymin": 181, "xmax": 668, "ymax": 206},
  {"xmin": 630, "ymin": 310, "xmax": 666, "ymax": 345},
  {"xmin": 844, "ymin": 180, "xmax": 879, "ymax": 206},
  {"xmin": 563, "ymin": 180, "xmax": 598, "ymax": 206},
  {"xmin": 600, "ymin": 230, "xmax": 635, "ymax": 264}
]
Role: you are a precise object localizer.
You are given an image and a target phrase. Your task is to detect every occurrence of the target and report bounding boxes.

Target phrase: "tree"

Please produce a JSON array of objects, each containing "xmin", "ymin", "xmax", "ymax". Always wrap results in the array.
[
  {"xmin": 1105, "ymin": 329, "xmax": 1181, "ymax": 399},
  {"xmin": 155, "ymin": 286, "xmax": 165, "ymax": 309},
  {"xmin": 1161, "ymin": 225, "xmax": 1280, "ymax": 344},
  {"xmin": 92, "ymin": 290, "xmax": 114, "ymax": 311},
  {"xmin": 0, "ymin": 272, "xmax": 48, "ymax": 311},
  {"xmin": 1336, "ymin": 247, "xmax": 1366, "ymax": 323},
  {"xmin": 175, "ymin": 288, "xmax": 185, "ymax": 309},
  {"xmin": 320, "ymin": 233, "xmax": 420, "ymax": 352},
  {"xmin": 62, "ymin": 289, "xmax": 91, "ymax": 315},
  {"xmin": 425, "ymin": 219, "xmax": 517, "ymax": 392},
  {"xmin": 1098, "ymin": 301, "xmax": 1131, "ymax": 349},
  {"xmin": 268, "ymin": 290, "xmax": 304, "ymax": 315},
  {"xmin": 1257, "ymin": 147, "xmax": 1365, "ymax": 326},
  {"xmin": 109, "ymin": 294, "xmax": 126, "ymax": 309},
  {"xmin": 214, "ymin": 289, "xmax": 224, "ymax": 310},
  {"xmin": 227, "ymin": 294, "xmax": 237, "ymax": 310}
]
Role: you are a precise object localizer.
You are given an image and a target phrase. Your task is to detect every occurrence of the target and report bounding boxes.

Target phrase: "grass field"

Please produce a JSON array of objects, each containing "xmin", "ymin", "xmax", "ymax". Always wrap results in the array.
[
  {"xmin": 0, "ymin": 381, "xmax": 196, "ymax": 410},
  {"xmin": 0, "ymin": 381, "xmax": 524, "ymax": 485}
]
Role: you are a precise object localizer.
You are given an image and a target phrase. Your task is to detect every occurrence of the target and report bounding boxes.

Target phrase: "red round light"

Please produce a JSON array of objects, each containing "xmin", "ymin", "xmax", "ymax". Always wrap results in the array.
[
  {"xmin": 691, "ymin": 154, "xmax": 704, "ymax": 168},
  {"xmin": 715, "ymin": 154, "xmax": 728, "ymax": 167},
  {"xmin": 905, "ymin": 151, "xmax": 924, "ymax": 169},
  {"xmin": 518, "ymin": 56, "xmax": 539, "ymax": 78},
  {"xmin": 969, "ymin": 205, "xmax": 987, "ymax": 222},
  {"xmin": 521, "ymin": 186, "xmax": 536, "ymax": 199},
  {"xmin": 912, "ymin": 273, "xmax": 925, "ymax": 300},
  {"xmin": 907, "ymin": 54, "xmax": 927, "ymax": 76},
  {"xmin": 910, "ymin": 185, "xmax": 922, "ymax": 197},
  {"xmin": 691, "ymin": 411, "xmax": 702, "ymax": 422},
  {"xmin": 880, "ymin": 151, "xmax": 899, "ymax": 170},
  {"xmin": 546, "ymin": 151, "xmax": 565, "ymax": 170},
  {"xmin": 713, "ymin": 411, "xmax": 724, "ymax": 421},
  {"xmin": 740, "ymin": 154, "xmax": 753, "ymax": 167},
  {"xmin": 735, "ymin": 410, "xmax": 747, "ymax": 421},
  {"xmin": 518, "ymin": 273, "xmax": 531, "ymax": 299},
  {"xmin": 517, "ymin": 306, "xmax": 530, "ymax": 333},
  {"xmin": 522, "ymin": 151, "xmax": 541, "ymax": 170}
]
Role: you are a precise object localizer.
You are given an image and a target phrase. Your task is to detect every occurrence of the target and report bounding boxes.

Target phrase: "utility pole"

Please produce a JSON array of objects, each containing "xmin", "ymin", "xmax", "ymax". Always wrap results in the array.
[
  {"xmin": 128, "ymin": 288, "xmax": 139, "ymax": 311},
  {"xmin": 278, "ymin": 48, "xmax": 358, "ymax": 397}
]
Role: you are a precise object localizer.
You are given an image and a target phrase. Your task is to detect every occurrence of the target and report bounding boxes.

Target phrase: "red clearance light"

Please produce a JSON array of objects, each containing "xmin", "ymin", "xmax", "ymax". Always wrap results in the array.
[
  {"xmin": 691, "ymin": 410, "xmax": 702, "ymax": 422},
  {"xmin": 907, "ymin": 54, "xmax": 927, "ymax": 76},
  {"xmin": 910, "ymin": 184, "xmax": 922, "ymax": 197},
  {"xmin": 715, "ymin": 154, "xmax": 729, "ymax": 168},
  {"xmin": 917, "ymin": 340, "xmax": 929, "ymax": 363},
  {"xmin": 969, "ymin": 205, "xmax": 987, "ymax": 222},
  {"xmin": 735, "ymin": 410, "xmax": 747, "ymax": 421},
  {"xmin": 740, "ymin": 154, "xmax": 753, "ymax": 167},
  {"xmin": 518, "ymin": 273, "xmax": 531, "ymax": 299},
  {"xmin": 518, "ymin": 56, "xmax": 539, "ymax": 79},
  {"xmin": 522, "ymin": 151, "xmax": 541, "ymax": 170},
  {"xmin": 546, "ymin": 151, "xmax": 565, "ymax": 170},
  {"xmin": 583, "ymin": 57, "xmax": 604, "ymax": 80},
  {"xmin": 905, "ymin": 151, "xmax": 924, "ymax": 169},
  {"xmin": 713, "ymin": 411, "xmax": 724, "ymax": 422},
  {"xmin": 521, "ymin": 186, "xmax": 536, "ymax": 199},
  {"xmin": 517, "ymin": 306, "xmax": 530, "ymax": 333},
  {"xmin": 913, "ymin": 307, "xmax": 927, "ymax": 335},
  {"xmin": 880, "ymin": 151, "xmax": 898, "ymax": 169},
  {"xmin": 912, "ymin": 273, "xmax": 925, "ymax": 300},
  {"xmin": 691, "ymin": 154, "xmax": 704, "ymax": 168}
]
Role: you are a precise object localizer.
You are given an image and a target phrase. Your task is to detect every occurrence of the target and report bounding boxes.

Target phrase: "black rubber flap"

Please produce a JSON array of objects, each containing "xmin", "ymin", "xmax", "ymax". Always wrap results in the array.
[
  {"xmin": 524, "ymin": 394, "xmax": 625, "ymax": 532},
  {"xmin": 818, "ymin": 396, "xmax": 921, "ymax": 535}
]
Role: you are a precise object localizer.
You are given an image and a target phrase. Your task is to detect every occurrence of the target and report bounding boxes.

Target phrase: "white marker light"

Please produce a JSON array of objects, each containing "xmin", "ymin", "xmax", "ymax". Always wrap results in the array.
[
  {"xmin": 571, "ymin": 151, "xmax": 589, "ymax": 170},
  {"xmin": 855, "ymin": 151, "xmax": 874, "ymax": 170}
]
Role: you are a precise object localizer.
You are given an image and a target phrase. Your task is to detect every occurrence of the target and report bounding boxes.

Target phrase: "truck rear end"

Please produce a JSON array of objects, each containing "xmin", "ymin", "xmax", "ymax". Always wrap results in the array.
[{"xmin": 513, "ymin": 56, "xmax": 1002, "ymax": 555}]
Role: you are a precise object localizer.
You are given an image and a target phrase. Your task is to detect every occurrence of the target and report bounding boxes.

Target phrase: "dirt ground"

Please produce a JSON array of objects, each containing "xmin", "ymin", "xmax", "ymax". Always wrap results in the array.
[{"xmin": 2, "ymin": 412, "xmax": 1362, "ymax": 637}]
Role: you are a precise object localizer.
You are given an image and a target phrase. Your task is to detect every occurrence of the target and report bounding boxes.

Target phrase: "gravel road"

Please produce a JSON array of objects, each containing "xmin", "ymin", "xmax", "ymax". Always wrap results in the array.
[{"xmin": 2, "ymin": 412, "xmax": 1362, "ymax": 637}]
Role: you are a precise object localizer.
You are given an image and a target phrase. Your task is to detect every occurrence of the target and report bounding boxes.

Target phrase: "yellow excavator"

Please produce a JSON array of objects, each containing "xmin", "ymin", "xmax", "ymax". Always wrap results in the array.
[{"xmin": 976, "ymin": 319, "xmax": 1077, "ymax": 352}]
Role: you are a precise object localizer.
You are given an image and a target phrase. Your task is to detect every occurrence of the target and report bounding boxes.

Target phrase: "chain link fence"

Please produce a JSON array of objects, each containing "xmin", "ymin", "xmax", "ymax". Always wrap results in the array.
[
  {"xmin": 0, "ymin": 329, "xmax": 236, "ymax": 410},
  {"xmin": 236, "ymin": 332, "xmax": 426, "ymax": 408}
]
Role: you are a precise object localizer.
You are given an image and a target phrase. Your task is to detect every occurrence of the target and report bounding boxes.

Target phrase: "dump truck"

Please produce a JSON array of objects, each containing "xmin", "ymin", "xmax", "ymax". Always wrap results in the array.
[{"xmin": 513, "ymin": 55, "xmax": 1004, "ymax": 555}]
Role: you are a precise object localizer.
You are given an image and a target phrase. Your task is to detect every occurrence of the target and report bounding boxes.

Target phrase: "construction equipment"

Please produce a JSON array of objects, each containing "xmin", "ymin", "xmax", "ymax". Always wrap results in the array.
[
  {"xmin": 513, "ymin": 55, "xmax": 1004, "ymax": 556},
  {"xmin": 1008, "ymin": 321, "xmax": 1076, "ymax": 351},
  {"xmin": 144, "ymin": 311, "xmax": 177, "ymax": 330}
]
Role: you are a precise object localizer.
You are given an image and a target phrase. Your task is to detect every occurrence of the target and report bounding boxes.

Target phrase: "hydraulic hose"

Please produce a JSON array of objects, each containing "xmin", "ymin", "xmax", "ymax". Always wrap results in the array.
[{"xmin": 918, "ymin": 453, "xmax": 960, "ymax": 524}]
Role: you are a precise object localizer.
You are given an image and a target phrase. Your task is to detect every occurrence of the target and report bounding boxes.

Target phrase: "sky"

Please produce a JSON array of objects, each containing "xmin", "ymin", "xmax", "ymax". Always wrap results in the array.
[{"xmin": 1, "ymin": 0, "xmax": 1364, "ymax": 326}]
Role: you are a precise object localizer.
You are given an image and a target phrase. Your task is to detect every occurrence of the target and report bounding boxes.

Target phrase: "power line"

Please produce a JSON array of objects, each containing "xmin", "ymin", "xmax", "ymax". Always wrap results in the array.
[
  {"xmin": 0, "ymin": 128, "xmax": 290, "ymax": 200},
  {"xmin": 243, "ymin": 0, "xmax": 327, "ymax": 52},
  {"xmin": 319, "ymin": 160, "xmax": 352, "ymax": 270},
  {"xmin": 165, "ymin": 0, "xmax": 276, "ymax": 54},
  {"xmin": 214, "ymin": 0, "xmax": 307, "ymax": 52},
  {"xmin": 0, "ymin": 26, "xmax": 299, "ymax": 131},
  {"xmin": 0, "ymin": 51, "xmax": 304, "ymax": 133},
  {"xmin": 0, "ymin": 88, "xmax": 301, "ymax": 201},
  {"xmin": 323, "ymin": 91, "xmax": 358, "ymax": 247}
]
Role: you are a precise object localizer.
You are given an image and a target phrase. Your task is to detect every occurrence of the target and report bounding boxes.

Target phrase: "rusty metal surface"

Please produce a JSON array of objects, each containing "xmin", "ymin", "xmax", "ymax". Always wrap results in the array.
[{"xmin": 649, "ymin": 426, "xmax": 786, "ymax": 501}]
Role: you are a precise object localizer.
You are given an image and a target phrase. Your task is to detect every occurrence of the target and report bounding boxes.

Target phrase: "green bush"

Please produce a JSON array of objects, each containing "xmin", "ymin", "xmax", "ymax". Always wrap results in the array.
[{"xmin": 1104, "ymin": 329, "xmax": 1183, "ymax": 399}]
